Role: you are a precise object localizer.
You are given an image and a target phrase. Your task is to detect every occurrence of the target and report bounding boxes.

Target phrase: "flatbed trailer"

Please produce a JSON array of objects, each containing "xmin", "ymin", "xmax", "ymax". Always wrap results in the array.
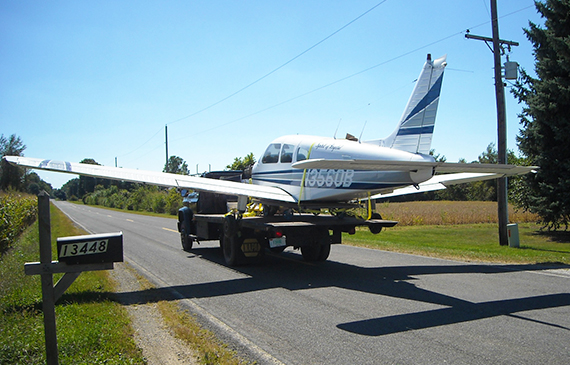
[
  {"xmin": 176, "ymin": 170, "xmax": 397, "ymax": 265},
  {"xmin": 178, "ymin": 209, "xmax": 398, "ymax": 266}
]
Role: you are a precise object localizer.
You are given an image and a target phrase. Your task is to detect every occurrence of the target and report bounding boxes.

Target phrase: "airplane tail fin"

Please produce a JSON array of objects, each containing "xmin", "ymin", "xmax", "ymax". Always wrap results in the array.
[{"xmin": 367, "ymin": 54, "xmax": 447, "ymax": 155}]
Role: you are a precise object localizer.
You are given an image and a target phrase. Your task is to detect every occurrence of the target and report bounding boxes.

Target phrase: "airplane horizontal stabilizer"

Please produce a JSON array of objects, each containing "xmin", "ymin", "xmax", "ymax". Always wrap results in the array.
[
  {"xmin": 3, "ymin": 156, "xmax": 296, "ymax": 203},
  {"xmin": 292, "ymin": 159, "xmax": 537, "ymax": 176}
]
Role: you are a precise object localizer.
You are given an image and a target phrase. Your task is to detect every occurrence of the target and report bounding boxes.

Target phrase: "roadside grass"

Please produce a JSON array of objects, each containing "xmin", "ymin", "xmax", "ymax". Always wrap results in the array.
[
  {"xmin": 345, "ymin": 223, "xmax": 570, "ymax": 265},
  {"xmin": 127, "ymin": 267, "xmax": 249, "ymax": 365},
  {"xmin": 343, "ymin": 201, "xmax": 570, "ymax": 265},
  {"xmin": 0, "ymin": 204, "xmax": 145, "ymax": 364},
  {"xmin": 68, "ymin": 199, "xmax": 179, "ymax": 219}
]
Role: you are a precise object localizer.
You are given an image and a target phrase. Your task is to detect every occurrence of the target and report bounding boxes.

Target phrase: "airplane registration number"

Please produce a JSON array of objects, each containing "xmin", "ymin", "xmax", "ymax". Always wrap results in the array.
[
  {"xmin": 304, "ymin": 169, "xmax": 354, "ymax": 188},
  {"xmin": 59, "ymin": 239, "xmax": 108, "ymax": 258}
]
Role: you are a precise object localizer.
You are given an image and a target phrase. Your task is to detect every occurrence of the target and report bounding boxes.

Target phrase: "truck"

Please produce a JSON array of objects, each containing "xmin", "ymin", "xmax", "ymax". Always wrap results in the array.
[{"xmin": 177, "ymin": 171, "xmax": 398, "ymax": 266}]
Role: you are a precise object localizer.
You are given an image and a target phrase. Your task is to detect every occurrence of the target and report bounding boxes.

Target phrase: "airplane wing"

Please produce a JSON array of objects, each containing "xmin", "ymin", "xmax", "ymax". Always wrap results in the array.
[
  {"xmin": 370, "ymin": 172, "xmax": 501, "ymax": 199},
  {"xmin": 292, "ymin": 159, "xmax": 537, "ymax": 176},
  {"xmin": 3, "ymin": 156, "xmax": 297, "ymax": 203}
]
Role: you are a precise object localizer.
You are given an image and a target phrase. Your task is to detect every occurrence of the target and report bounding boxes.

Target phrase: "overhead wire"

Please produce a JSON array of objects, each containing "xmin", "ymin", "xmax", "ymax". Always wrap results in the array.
[
  {"xmin": 127, "ymin": 2, "xmax": 536, "ymax": 162},
  {"xmin": 172, "ymin": 4, "xmax": 536, "ymax": 141},
  {"xmin": 119, "ymin": 0, "xmax": 390, "ymax": 164},
  {"xmin": 166, "ymin": 0, "xmax": 389, "ymax": 127}
]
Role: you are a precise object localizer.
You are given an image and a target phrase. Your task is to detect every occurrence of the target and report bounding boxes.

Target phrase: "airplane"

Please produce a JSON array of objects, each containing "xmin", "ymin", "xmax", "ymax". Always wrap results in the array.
[{"xmin": 4, "ymin": 54, "xmax": 536, "ymax": 215}]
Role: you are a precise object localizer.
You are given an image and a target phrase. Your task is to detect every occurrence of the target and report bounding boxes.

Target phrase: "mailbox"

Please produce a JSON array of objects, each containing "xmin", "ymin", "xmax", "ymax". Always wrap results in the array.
[{"xmin": 57, "ymin": 232, "xmax": 123, "ymax": 265}]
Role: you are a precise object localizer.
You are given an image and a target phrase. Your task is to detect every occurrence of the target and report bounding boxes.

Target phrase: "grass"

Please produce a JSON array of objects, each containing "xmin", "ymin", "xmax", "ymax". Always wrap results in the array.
[
  {"xmin": 345, "ymin": 223, "xmax": 570, "ymax": 265},
  {"xmin": 342, "ymin": 201, "xmax": 570, "ymax": 265},
  {"xmin": 0, "ymin": 204, "xmax": 145, "ymax": 364}
]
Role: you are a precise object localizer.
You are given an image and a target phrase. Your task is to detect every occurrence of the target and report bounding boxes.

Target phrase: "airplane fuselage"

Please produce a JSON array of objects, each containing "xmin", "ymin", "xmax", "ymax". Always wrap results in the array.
[{"xmin": 251, "ymin": 135, "xmax": 435, "ymax": 203}]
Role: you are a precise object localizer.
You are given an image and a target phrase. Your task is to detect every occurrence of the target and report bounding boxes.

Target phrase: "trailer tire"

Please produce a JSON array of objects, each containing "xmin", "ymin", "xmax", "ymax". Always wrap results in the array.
[
  {"xmin": 301, "ymin": 229, "xmax": 331, "ymax": 262},
  {"xmin": 369, "ymin": 212, "xmax": 383, "ymax": 234}
]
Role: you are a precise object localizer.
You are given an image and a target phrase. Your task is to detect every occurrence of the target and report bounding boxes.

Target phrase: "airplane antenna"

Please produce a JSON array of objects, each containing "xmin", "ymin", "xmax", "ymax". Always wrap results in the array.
[
  {"xmin": 358, "ymin": 121, "xmax": 367, "ymax": 143},
  {"xmin": 333, "ymin": 119, "xmax": 342, "ymax": 139}
]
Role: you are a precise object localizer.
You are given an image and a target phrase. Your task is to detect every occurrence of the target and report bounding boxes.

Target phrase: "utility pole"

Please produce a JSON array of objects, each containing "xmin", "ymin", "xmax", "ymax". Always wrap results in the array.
[
  {"xmin": 165, "ymin": 125, "xmax": 169, "ymax": 168},
  {"xmin": 465, "ymin": 0, "xmax": 518, "ymax": 246}
]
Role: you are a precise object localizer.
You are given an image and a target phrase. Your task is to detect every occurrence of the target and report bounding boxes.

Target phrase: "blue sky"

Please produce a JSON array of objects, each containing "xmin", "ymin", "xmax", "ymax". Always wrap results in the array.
[{"xmin": 1, "ymin": 0, "xmax": 542, "ymax": 188}]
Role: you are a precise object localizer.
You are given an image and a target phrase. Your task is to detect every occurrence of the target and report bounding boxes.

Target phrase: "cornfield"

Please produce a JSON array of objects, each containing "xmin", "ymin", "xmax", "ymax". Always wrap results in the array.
[
  {"xmin": 0, "ymin": 193, "xmax": 37, "ymax": 253},
  {"xmin": 375, "ymin": 201, "xmax": 538, "ymax": 226}
]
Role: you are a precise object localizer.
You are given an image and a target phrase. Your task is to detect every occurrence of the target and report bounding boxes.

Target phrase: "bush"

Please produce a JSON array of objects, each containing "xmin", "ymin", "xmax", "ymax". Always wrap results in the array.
[{"xmin": 83, "ymin": 185, "xmax": 183, "ymax": 215}]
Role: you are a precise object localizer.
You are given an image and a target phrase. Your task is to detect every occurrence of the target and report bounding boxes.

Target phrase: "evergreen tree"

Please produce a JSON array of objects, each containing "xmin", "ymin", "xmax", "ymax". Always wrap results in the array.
[{"xmin": 512, "ymin": 0, "xmax": 570, "ymax": 229}]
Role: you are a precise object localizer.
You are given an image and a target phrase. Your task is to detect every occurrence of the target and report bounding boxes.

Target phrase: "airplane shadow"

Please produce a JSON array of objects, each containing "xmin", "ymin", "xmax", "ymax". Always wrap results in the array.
[{"xmin": 113, "ymin": 246, "xmax": 570, "ymax": 337}]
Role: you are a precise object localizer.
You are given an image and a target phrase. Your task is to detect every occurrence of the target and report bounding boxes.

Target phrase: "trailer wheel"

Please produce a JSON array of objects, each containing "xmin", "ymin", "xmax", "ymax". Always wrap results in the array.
[
  {"xmin": 368, "ymin": 212, "xmax": 383, "ymax": 234},
  {"xmin": 301, "ymin": 229, "xmax": 331, "ymax": 262},
  {"xmin": 180, "ymin": 230, "xmax": 193, "ymax": 251}
]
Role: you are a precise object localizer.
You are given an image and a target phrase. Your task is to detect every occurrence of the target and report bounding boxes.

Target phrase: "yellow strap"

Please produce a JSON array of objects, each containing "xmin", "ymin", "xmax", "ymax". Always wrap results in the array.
[
  {"xmin": 367, "ymin": 192, "xmax": 372, "ymax": 220},
  {"xmin": 299, "ymin": 142, "xmax": 316, "ymax": 208}
]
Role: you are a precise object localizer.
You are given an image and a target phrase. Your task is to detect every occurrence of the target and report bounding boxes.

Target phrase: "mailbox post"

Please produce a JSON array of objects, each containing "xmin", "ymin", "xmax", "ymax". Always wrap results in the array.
[{"xmin": 25, "ymin": 192, "xmax": 123, "ymax": 365}]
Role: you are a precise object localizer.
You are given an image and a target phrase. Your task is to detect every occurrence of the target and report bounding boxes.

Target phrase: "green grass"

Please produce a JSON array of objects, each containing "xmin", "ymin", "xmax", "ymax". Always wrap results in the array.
[
  {"xmin": 0, "ymin": 204, "xmax": 145, "ymax": 365},
  {"xmin": 345, "ymin": 223, "xmax": 570, "ymax": 265}
]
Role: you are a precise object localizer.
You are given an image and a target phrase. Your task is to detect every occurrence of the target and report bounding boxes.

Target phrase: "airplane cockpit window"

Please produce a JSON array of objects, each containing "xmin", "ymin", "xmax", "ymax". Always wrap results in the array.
[
  {"xmin": 262, "ymin": 143, "xmax": 281, "ymax": 163},
  {"xmin": 296, "ymin": 146, "xmax": 309, "ymax": 161},
  {"xmin": 280, "ymin": 144, "xmax": 294, "ymax": 163}
]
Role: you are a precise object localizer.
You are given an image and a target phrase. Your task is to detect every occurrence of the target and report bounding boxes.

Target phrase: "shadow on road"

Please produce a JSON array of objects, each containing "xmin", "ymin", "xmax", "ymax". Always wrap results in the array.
[{"xmin": 108, "ymin": 246, "xmax": 570, "ymax": 336}]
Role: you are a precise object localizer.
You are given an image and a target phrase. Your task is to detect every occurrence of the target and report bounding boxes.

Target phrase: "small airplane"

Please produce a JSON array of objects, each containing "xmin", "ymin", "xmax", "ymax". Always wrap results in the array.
[{"xmin": 4, "ymin": 54, "xmax": 535, "ymax": 214}]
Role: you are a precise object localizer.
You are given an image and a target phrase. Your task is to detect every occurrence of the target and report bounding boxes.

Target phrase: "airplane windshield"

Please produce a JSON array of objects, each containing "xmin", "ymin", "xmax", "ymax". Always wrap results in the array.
[{"xmin": 262, "ymin": 143, "xmax": 281, "ymax": 163}]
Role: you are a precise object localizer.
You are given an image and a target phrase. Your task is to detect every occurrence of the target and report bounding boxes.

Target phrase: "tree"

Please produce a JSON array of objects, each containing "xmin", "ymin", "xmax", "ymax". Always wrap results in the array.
[
  {"xmin": 78, "ymin": 158, "xmax": 102, "ymax": 196},
  {"xmin": 24, "ymin": 172, "xmax": 52, "ymax": 195},
  {"xmin": 0, "ymin": 134, "xmax": 26, "ymax": 191},
  {"xmin": 512, "ymin": 0, "xmax": 570, "ymax": 229},
  {"xmin": 227, "ymin": 153, "xmax": 256, "ymax": 171},
  {"xmin": 163, "ymin": 156, "xmax": 189, "ymax": 175}
]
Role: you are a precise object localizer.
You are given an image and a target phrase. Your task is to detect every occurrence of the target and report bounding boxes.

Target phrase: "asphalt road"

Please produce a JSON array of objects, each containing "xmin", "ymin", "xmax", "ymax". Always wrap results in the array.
[{"xmin": 53, "ymin": 201, "xmax": 570, "ymax": 365}]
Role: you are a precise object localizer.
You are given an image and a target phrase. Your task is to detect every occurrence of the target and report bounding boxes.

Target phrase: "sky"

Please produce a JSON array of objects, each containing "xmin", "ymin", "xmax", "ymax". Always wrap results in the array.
[{"xmin": 1, "ymin": 0, "xmax": 543, "ymax": 189}]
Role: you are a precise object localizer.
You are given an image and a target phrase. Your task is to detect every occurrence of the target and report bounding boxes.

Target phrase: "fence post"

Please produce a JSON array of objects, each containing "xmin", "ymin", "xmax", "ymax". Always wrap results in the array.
[{"xmin": 38, "ymin": 191, "xmax": 59, "ymax": 365}]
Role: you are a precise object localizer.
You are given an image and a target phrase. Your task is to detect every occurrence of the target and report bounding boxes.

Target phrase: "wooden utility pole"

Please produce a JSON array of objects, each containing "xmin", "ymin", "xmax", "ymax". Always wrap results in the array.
[
  {"xmin": 491, "ymin": 0, "xmax": 509, "ymax": 246},
  {"xmin": 465, "ymin": 0, "xmax": 518, "ymax": 246},
  {"xmin": 165, "ymin": 124, "xmax": 169, "ymax": 168}
]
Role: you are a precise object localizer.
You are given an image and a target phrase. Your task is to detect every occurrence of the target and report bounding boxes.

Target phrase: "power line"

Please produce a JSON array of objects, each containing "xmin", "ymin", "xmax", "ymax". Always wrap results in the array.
[
  {"xmin": 170, "ymin": 4, "xmax": 535, "ymax": 140},
  {"xmin": 166, "ymin": 0, "xmax": 389, "ymax": 127}
]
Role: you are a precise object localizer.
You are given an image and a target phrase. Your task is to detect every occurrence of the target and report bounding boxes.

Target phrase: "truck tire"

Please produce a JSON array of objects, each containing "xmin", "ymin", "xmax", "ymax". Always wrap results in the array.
[
  {"xmin": 180, "ymin": 229, "xmax": 193, "ymax": 251},
  {"xmin": 222, "ymin": 233, "xmax": 245, "ymax": 266}
]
